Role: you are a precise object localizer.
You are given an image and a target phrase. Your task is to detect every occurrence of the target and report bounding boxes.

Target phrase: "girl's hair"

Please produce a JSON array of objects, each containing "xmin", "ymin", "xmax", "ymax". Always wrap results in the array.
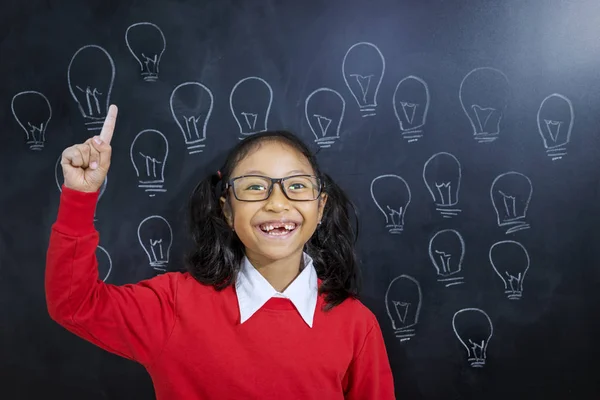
[{"xmin": 185, "ymin": 130, "xmax": 361, "ymax": 310}]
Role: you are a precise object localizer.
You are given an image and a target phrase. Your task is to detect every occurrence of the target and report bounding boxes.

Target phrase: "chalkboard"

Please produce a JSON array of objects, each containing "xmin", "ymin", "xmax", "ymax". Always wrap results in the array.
[{"xmin": 2, "ymin": 0, "xmax": 600, "ymax": 398}]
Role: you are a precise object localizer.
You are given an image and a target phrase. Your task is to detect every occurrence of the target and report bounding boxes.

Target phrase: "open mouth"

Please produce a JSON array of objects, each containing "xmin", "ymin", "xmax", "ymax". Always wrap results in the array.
[{"xmin": 257, "ymin": 221, "xmax": 299, "ymax": 237}]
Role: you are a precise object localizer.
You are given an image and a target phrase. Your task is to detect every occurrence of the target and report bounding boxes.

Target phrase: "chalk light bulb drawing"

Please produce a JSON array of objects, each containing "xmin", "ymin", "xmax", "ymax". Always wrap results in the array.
[
  {"xmin": 423, "ymin": 152, "xmax": 462, "ymax": 218},
  {"xmin": 230, "ymin": 76, "xmax": 273, "ymax": 140},
  {"xmin": 428, "ymin": 229, "xmax": 465, "ymax": 287},
  {"xmin": 67, "ymin": 44, "xmax": 116, "ymax": 133},
  {"xmin": 342, "ymin": 42, "xmax": 385, "ymax": 118},
  {"xmin": 305, "ymin": 87, "xmax": 346, "ymax": 149},
  {"xmin": 393, "ymin": 75, "xmax": 430, "ymax": 142},
  {"xmin": 96, "ymin": 245, "xmax": 113, "ymax": 282},
  {"xmin": 490, "ymin": 171, "xmax": 532, "ymax": 234},
  {"xmin": 138, "ymin": 215, "xmax": 173, "ymax": 272},
  {"xmin": 170, "ymin": 81, "xmax": 214, "ymax": 154},
  {"xmin": 385, "ymin": 275, "xmax": 422, "ymax": 342},
  {"xmin": 11, "ymin": 91, "xmax": 52, "ymax": 151},
  {"xmin": 452, "ymin": 308, "xmax": 494, "ymax": 368},
  {"xmin": 125, "ymin": 22, "xmax": 166, "ymax": 82},
  {"xmin": 489, "ymin": 240, "xmax": 530, "ymax": 300},
  {"xmin": 55, "ymin": 155, "xmax": 107, "ymax": 221},
  {"xmin": 537, "ymin": 93, "xmax": 574, "ymax": 161},
  {"xmin": 370, "ymin": 174, "xmax": 411, "ymax": 234},
  {"xmin": 130, "ymin": 129, "xmax": 169, "ymax": 197},
  {"xmin": 459, "ymin": 67, "xmax": 510, "ymax": 143}
]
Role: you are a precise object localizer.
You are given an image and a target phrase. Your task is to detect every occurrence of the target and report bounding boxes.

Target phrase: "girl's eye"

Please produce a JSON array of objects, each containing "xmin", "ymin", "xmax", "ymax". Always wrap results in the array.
[
  {"xmin": 288, "ymin": 183, "xmax": 307, "ymax": 191},
  {"xmin": 246, "ymin": 184, "xmax": 266, "ymax": 191}
]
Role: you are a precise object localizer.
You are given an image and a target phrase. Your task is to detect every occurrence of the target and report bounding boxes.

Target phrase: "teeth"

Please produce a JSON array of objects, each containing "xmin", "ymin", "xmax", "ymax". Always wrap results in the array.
[{"xmin": 259, "ymin": 222, "xmax": 297, "ymax": 232}]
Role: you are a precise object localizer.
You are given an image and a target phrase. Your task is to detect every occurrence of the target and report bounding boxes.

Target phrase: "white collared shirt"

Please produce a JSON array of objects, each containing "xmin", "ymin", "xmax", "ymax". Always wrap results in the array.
[{"xmin": 235, "ymin": 252, "xmax": 319, "ymax": 328}]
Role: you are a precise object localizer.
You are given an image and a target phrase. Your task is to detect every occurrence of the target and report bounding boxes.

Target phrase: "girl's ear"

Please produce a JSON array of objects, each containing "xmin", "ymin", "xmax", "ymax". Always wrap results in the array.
[
  {"xmin": 220, "ymin": 196, "xmax": 234, "ymax": 228},
  {"xmin": 317, "ymin": 193, "xmax": 328, "ymax": 223}
]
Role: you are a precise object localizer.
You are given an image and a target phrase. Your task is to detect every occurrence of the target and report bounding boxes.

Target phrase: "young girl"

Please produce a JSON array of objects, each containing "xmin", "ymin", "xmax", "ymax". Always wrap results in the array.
[{"xmin": 46, "ymin": 105, "xmax": 395, "ymax": 399}]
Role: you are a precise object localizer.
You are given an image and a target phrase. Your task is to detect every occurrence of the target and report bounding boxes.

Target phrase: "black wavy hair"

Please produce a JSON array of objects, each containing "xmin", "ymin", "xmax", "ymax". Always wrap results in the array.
[{"xmin": 185, "ymin": 130, "xmax": 361, "ymax": 310}]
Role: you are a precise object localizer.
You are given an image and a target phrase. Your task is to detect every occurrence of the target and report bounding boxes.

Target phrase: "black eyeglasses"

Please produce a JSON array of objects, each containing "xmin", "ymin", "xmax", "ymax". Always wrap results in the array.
[{"xmin": 224, "ymin": 174, "xmax": 323, "ymax": 202}]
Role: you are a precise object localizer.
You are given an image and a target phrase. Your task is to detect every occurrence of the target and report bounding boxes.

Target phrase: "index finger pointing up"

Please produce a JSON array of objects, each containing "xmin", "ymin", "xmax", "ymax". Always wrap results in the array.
[{"xmin": 99, "ymin": 104, "xmax": 118, "ymax": 145}]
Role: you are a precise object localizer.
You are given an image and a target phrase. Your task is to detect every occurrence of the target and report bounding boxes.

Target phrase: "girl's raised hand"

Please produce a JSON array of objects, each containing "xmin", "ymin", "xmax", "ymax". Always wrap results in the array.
[{"xmin": 60, "ymin": 105, "xmax": 118, "ymax": 193}]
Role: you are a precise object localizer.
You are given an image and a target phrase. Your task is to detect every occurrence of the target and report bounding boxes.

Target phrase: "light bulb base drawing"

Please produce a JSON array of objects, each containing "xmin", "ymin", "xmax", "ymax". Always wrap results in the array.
[
  {"xmin": 150, "ymin": 261, "xmax": 168, "ymax": 272},
  {"xmin": 342, "ymin": 42, "xmax": 385, "ymax": 118},
  {"xmin": 394, "ymin": 328, "xmax": 415, "ymax": 342},
  {"xmin": 11, "ymin": 90, "xmax": 52, "ymax": 151},
  {"xmin": 230, "ymin": 77, "xmax": 273, "ymax": 140},
  {"xmin": 468, "ymin": 357, "xmax": 486, "ymax": 368},
  {"xmin": 387, "ymin": 225, "xmax": 404, "ymax": 234},
  {"xmin": 130, "ymin": 129, "xmax": 169, "ymax": 197},
  {"xmin": 545, "ymin": 147, "xmax": 567, "ymax": 161},
  {"xmin": 385, "ymin": 275, "xmax": 422, "ymax": 343},
  {"xmin": 393, "ymin": 75, "xmax": 430, "ymax": 143},
  {"xmin": 505, "ymin": 291, "xmax": 522, "ymax": 300}
]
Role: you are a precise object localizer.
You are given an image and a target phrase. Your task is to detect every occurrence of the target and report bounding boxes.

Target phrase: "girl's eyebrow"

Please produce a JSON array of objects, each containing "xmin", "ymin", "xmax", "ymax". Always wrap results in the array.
[{"xmin": 241, "ymin": 169, "xmax": 309, "ymax": 176}]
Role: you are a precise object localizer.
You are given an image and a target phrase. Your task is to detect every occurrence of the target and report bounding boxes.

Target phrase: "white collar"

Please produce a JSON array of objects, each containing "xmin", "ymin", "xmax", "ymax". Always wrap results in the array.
[{"xmin": 235, "ymin": 252, "xmax": 319, "ymax": 328}]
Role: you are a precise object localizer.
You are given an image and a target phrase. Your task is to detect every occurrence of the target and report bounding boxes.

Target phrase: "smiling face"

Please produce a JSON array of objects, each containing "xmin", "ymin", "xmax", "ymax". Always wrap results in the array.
[{"xmin": 220, "ymin": 140, "xmax": 327, "ymax": 266}]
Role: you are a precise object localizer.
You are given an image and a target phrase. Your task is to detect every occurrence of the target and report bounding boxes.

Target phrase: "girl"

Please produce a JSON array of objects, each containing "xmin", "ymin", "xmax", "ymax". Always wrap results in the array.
[{"xmin": 46, "ymin": 105, "xmax": 395, "ymax": 399}]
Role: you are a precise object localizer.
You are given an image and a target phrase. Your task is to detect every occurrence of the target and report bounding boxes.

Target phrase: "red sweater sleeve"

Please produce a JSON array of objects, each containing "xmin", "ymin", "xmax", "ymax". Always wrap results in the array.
[
  {"xmin": 344, "ymin": 316, "xmax": 396, "ymax": 399},
  {"xmin": 45, "ymin": 185, "xmax": 179, "ymax": 368}
]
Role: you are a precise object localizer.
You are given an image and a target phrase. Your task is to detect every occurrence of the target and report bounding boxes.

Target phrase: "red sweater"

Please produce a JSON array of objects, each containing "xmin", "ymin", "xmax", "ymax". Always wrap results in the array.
[{"xmin": 45, "ymin": 187, "xmax": 396, "ymax": 399}]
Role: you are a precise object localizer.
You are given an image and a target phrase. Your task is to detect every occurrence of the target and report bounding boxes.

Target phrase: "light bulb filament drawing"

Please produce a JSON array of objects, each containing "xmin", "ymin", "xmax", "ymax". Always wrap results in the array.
[
  {"xmin": 452, "ymin": 308, "xmax": 493, "ymax": 368},
  {"xmin": 385, "ymin": 275, "xmax": 422, "ymax": 342},
  {"xmin": 305, "ymin": 87, "xmax": 346, "ymax": 148},
  {"xmin": 537, "ymin": 93, "xmax": 574, "ymax": 160},
  {"xmin": 11, "ymin": 90, "xmax": 52, "ymax": 151},
  {"xmin": 76, "ymin": 86, "xmax": 103, "ymax": 117},
  {"xmin": 130, "ymin": 129, "xmax": 169, "ymax": 197},
  {"xmin": 393, "ymin": 75, "xmax": 430, "ymax": 142},
  {"xmin": 490, "ymin": 172, "xmax": 532, "ymax": 234},
  {"xmin": 423, "ymin": 152, "xmax": 462, "ymax": 218},
  {"xmin": 370, "ymin": 174, "xmax": 411, "ymax": 234},
  {"xmin": 230, "ymin": 76, "xmax": 273, "ymax": 140},
  {"xmin": 342, "ymin": 42, "xmax": 385, "ymax": 118},
  {"xmin": 429, "ymin": 229, "xmax": 465, "ymax": 286},
  {"xmin": 393, "ymin": 301, "xmax": 410, "ymax": 324},
  {"xmin": 125, "ymin": 22, "xmax": 166, "ymax": 82},
  {"xmin": 170, "ymin": 81, "xmax": 214, "ymax": 154},
  {"xmin": 489, "ymin": 240, "xmax": 530, "ymax": 300},
  {"xmin": 67, "ymin": 44, "xmax": 116, "ymax": 132},
  {"xmin": 138, "ymin": 215, "xmax": 172, "ymax": 272}
]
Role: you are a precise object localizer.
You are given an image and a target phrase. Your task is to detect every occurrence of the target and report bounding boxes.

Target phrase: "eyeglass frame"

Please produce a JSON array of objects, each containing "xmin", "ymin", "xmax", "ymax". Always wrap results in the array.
[{"xmin": 223, "ymin": 174, "xmax": 324, "ymax": 202}]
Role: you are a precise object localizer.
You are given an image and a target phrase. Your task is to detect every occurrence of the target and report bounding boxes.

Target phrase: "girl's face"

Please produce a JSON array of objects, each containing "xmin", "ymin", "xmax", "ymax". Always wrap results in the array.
[{"xmin": 221, "ymin": 141, "xmax": 327, "ymax": 265}]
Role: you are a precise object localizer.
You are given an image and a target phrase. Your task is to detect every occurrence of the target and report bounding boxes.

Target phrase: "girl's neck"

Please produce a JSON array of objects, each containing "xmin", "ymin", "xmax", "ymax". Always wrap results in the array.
[{"xmin": 246, "ymin": 250, "xmax": 304, "ymax": 292}]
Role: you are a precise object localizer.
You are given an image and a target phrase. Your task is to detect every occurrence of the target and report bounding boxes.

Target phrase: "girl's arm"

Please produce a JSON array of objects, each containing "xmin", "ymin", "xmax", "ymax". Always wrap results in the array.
[
  {"xmin": 344, "ymin": 318, "xmax": 396, "ymax": 399},
  {"xmin": 45, "ymin": 186, "xmax": 179, "ymax": 369}
]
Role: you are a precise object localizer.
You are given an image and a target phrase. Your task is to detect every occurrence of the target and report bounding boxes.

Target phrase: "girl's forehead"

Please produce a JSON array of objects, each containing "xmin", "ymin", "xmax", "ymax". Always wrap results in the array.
[{"xmin": 234, "ymin": 141, "xmax": 314, "ymax": 175}]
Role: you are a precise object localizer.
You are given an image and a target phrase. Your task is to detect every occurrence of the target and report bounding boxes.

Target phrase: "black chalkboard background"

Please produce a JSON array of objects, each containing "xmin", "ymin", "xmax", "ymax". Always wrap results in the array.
[{"xmin": 2, "ymin": 0, "xmax": 600, "ymax": 398}]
